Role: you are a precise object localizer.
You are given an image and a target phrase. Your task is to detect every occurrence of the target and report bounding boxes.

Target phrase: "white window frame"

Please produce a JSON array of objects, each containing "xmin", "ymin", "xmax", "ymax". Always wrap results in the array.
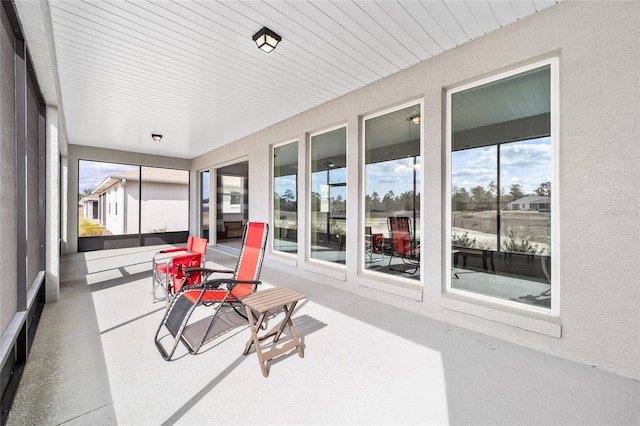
[
  {"xmin": 445, "ymin": 57, "xmax": 560, "ymax": 317},
  {"xmin": 271, "ymin": 138, "xmax": 299, "ymax": 260},
  {"xmin": 305, "ymin": 124, "xmax": 348, "ymax": 278},
  {"xmin": 359, "ymin": 100, "xmax": 424, "ymax": 285}
]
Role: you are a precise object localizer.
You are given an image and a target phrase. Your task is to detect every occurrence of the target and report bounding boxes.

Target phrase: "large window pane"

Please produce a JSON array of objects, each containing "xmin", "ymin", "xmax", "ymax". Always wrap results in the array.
[
  {"xmin": 451, "ymin": 145, "xmax": 498, "ymax": 251},
  {"xmin": 273, "ymin": 141, "xmax": 298, "ymax": 253},
  {"xmin": 78, "ymin": 161, "xmax": 189, "ymax": 239},
  {"xmin": 364, "ymin": 104, "xmax": 421, "ymax": 279},
  {"xmin": 216, "ymin": 162, "xmax": 248, "ymax": 243},
  {"xmin": 310, "ymin": 127, "xmax": 346, "ymax": 264},
  {"xmin": 450, "ymin": 64, "xmax": 553, "ymax": 309},
  {"xmin": 78, "ymin": 160, "xmax": 139, "ymax": 236},
  {"xmin": 140, "ymin": 167, "xmax": 189, "ymax": 233},
  {"xmin": 201, "ymin": 170, "xmax": 210, "ymax": 240}
]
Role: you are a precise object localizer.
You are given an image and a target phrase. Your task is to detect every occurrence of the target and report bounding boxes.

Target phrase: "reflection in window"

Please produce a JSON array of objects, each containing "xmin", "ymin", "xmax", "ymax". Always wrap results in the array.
[
  {"xmin": 221, "ymin": 175, "xmax": 243, "ymax": 214},
  {"xmin": 310, "ymin": 127, "xmax": 347, "ymax": 265},
  {"xmin": 364, "ymin": 104, "xmax": 421, "ymax": 279},
  {"xmin": 450, "ymin": 64, "xmax": 553, "ymax": 309},
  {"xmin": 273, "ymin": 141, "xmax": 298, "ymax": 254},
  {"xmin": 200, "ymin": 170, "xmax": 210, "ymax": 240}
]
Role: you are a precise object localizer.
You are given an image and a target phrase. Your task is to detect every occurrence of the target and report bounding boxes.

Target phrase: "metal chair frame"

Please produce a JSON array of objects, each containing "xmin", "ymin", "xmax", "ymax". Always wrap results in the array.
[
  {"xmin": 387, "ymin": 216, "xmax": 420, "ymax": 275},
  {"xmin": 151, "ymin": 236, "xmax": 207, "ymax": 303},
  {"xmin": 154, "ymin": 222, "xmax": 268, "ymax": 361}
]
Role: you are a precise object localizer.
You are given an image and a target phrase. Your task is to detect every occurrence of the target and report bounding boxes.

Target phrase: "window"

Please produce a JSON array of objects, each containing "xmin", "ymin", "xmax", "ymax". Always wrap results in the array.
[
  {"xmin": 200, "ymin": 170, "xmax": 210, "ymax": 239},
  {"xmin": 273, "ymin": 141, "xmax": 298, "ymax": 254},
  {"xmin": 77, "ymin": 160, "xmax": 188, "ymax": 239},
  {"xmin": 140, "ymin": 166, "xmax": 189, "ymax": 233},
  {"xmin": 221, "ymin": 175, "xmax": 243, "ymax": 214},
  {"xmin": 363, "ymin": 103, "xmax": 421, "ymax": 280},
  {"xmin": 448, "ymin": 61, "xmax": 555, "ymax": 310},
  {"xmin": 310, "ymin": 127, "xmax": 347, "ymax": 265}
]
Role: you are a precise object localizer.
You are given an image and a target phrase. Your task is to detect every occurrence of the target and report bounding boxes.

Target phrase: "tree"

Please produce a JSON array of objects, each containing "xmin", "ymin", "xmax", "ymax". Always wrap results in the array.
[
  {"xmin": 369, "ymin": 191, "xmax": 382, "ymax": 212},
  {"xmin": 509, "ymin": 184, "xmax": 525, "ymax": 202},
  {"xmin": 330, "ymin": 194, "xmax": 346, "ymax": 216},
  {"xmin": 488, "ymin": 181, "xmax": 498, "ymax": 198},
  {"xmin": 382, "ymin": 190, "xmax": 396, "ymax": 212},
  {"xmin": 452, "ymin": 186, "xmax": 472, "ymax": 210},
  {"xmin": 310, "ymin": 191, "xmax": 321, "ymax": 212},
  {"xmin": 535, "ymin": 181, "xmax": 551, "ymax": 197},
  {"xmin": 282, "ymin": 189, "xmax": 295, "ymax": 203},
  {"xmin": 78, "ymin": 188, "xmax": 93, "ymax": 202},
  {"xmin": 281, "ymin": 189, "xmax": 296, "ymax": 212}
]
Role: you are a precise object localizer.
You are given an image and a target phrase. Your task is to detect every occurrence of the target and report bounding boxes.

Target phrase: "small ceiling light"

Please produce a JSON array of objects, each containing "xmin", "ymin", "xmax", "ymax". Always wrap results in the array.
[
  {"xmin": 323, "ymin": 158, "xmax": 336, "ymax": 169},
  {"xmin": 252, "ymin": 27, "xmax": 281, "ymax": 53},
  {"xmin": 408, "ymin": 115, "xmax": 420, "ymax": 125},
  {"xmin": 151, "ymin": 133, "xmax": 162, "ymax": 142}
]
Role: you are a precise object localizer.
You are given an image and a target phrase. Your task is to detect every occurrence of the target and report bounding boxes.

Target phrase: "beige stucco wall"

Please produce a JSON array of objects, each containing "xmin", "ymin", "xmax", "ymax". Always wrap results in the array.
[{"xmin": 191, "ymin": 1, "xmax": 640, "ymax": 379}]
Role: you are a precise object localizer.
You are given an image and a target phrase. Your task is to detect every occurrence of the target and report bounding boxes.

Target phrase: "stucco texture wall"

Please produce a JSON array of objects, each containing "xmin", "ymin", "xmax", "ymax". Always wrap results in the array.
[
  {"xmin": 553, "ymin": 1, "xmax": 640, "ymax": 377},
  {"xmin": 199, "ymin": 2, "xmax": 640, "ymax": 379}
]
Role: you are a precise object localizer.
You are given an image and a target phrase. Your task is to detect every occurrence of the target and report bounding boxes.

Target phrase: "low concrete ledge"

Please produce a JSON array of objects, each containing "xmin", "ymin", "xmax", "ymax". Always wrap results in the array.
[{"xmin": 441, "ymin": 293, "xmax": 562, "ymax": 338}]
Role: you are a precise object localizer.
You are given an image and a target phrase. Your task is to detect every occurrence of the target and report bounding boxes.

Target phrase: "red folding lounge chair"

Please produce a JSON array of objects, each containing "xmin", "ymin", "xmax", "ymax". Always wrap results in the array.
[
  {"xmin": 151, "ymin": 236, "xmax": 208, "ymax": 303},
  {"xmin": 387, "ymin": 216, "xmax": 420, "ymax": 275},
  {"xmin": 154, "ymin": 222, "xmax": 269, "ymax": 361}
]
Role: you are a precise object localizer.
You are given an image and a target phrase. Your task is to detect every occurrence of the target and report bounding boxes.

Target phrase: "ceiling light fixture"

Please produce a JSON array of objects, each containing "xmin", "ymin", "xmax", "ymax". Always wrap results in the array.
[
  {"xmin": 408, "ymin": 115, "xmax": 420, "ymax": 125},
  {"xmin": 323, "ymin": 158, "xmax": 336, "ymax": 169},
  {"xmin": 151, "ymin": 133, "xmax": 162, "ymax": 142},
  {"xmin": 252, "ymin": 27, "xmax": 281, "ymax": 53}
]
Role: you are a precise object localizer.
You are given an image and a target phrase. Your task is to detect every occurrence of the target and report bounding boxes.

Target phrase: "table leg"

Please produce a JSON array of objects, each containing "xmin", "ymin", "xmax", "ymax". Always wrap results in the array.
[
  {"xmin": 274, "ymin": 302, "xmax": 304, "ymax": 358},
  {"xmin": 243, "ymin": 302, "xmax": 305, "ymax": 377}
]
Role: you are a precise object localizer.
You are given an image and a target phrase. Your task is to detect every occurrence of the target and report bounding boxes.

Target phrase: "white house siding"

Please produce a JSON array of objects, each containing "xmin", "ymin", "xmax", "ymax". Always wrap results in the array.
[
  {"xmin": 190, "ymin": 1, "xmax": 640, "ymax": 380},
  {"xmin": 96, "ymin": 180, "xmax": 187, "ymax": 235},
  {"xmin": 124, "ymin": 184, "xmax": 139, "ymax": 234},
  {"xmin": 139, "ymin": 181, "xmax": 188, "ymax": 233},
  {"xmin": 104, "ymin": 183, "xmax": 124, "ymax": 235}
]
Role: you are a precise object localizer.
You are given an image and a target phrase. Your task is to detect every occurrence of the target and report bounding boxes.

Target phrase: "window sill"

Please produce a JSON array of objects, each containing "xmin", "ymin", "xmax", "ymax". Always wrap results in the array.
[
  {"xmin": 440, "ymin": 292, "xmax": 561, "ymax": 338},
  {"xmin": 268, "ymin": 252, "xmax": 297, "ymax": 268},
  {"xmin": 358, "ymin": 275, "xmax": 423, "ymax": 301},
  {"xmin": 304, "ymin": 261, "xmax": 346, "ymax": 281}
]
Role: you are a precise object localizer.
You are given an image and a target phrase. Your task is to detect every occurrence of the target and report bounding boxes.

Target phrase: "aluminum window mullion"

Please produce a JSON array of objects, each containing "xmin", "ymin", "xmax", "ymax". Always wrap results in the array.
[{"xmin": 15, "ymin": 36, "xmax": 27, "ymax": 313}]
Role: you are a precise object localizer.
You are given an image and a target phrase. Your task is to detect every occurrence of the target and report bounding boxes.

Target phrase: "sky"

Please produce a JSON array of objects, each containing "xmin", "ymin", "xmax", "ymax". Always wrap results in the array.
[
  {"xmin": 365, "ymin": 157, "xmax": 420, "ymax": 198},
  {"xmin": 78, "ymin": 160, "xmax": 137, "ymax": 194},
  {"xmin": 452, "ymin": 137, "xmax": 551, "ymax": 195},
  {"xmin": 82, "ymin": 136, "xmax": 550, "ymax": 200}
]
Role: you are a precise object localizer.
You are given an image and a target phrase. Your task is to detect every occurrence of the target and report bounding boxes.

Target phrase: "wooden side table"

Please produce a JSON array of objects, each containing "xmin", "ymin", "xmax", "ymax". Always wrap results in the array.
[{"xmin": 241, "ymin": 287, "xmax": 307, "ymax": 377}]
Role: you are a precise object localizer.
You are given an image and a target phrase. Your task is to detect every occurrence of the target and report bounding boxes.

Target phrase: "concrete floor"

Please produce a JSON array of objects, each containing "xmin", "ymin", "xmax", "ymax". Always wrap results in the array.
[{"xmin": 6, "ymin": 245, "xmax": 640, "ymax": 425}]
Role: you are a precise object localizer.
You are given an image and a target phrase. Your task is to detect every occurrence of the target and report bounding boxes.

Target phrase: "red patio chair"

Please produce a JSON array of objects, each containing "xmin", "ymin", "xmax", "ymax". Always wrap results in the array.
[
  {"xmin": 154, "ymin": 222, "xmax": 269, "ymax": 360},
  {"xmin": 151, "ymin": 236, "xmax": 208, "ymax": 303},
  {"xmin": 387, "ymin": 216, "xmax": 420, "ymax": 275}
]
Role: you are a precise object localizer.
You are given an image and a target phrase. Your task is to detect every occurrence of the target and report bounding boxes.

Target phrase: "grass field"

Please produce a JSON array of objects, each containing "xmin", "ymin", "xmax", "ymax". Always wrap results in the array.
[{"xmin": 452, "ymin": 210, "xmax": 550, "ymax": 253}]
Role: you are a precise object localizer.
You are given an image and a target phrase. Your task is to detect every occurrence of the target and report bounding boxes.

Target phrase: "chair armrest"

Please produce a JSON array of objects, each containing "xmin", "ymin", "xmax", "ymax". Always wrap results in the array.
[
  {"xmin": 203, "ymin": 278, "xmax": 261, "ymax": 290},
  {"xmin": 180, "ymin": 268, "xmax": 235, "ymax": 290},
  {"xmin": 152, "ymin": 247, "xmax": 189, "ymax": 266},
  {"xmin": 183, "ymin": 278, "xmax": 261, "ymax": 292},
  {"xmin": 183, "ymin": 267, "xmax": 234, "ymax": 275},
  {"xmin": 158, "ymin": 246, "xmax": 188, "ymax": 254}
]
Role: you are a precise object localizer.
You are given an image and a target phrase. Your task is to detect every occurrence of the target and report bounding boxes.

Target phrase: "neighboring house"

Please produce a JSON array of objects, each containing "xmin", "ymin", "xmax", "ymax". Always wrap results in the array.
[
  {"xmin": 78, "ymin": 195, "xmax": 99, "ymax": 221},
  {"xmin": 508, "ymin": 194, "xmax": 551, "ymax": 211},
  {"xmin": 90, "ymin": 168, "xmax": 189, "ymax": 235}
]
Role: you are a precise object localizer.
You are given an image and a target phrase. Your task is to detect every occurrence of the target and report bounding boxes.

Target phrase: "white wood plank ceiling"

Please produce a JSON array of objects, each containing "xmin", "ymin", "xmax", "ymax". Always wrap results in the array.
[{"xmin": 47, "ymin": 0, "xmax": 559, "ymax": 159}]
